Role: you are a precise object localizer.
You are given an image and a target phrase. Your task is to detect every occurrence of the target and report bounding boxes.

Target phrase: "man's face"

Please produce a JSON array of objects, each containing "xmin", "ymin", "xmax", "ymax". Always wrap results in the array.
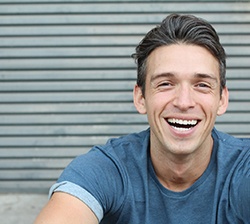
[{"xmin": 134, "ymin": 44, "xmax": 228, "ymax": 156}]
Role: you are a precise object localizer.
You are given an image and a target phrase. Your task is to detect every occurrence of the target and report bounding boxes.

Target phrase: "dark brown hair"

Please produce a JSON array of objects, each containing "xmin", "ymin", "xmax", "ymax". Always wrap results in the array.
[{"xmin": 132, "ymin": 14, "xmax": 226, "ymax": 96}]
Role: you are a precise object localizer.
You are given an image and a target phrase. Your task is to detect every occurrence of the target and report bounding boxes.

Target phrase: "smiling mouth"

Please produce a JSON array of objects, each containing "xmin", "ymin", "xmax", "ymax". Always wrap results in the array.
[{"xmin": 167, "ymin": 118, "xmax": 199, "ymax": 131}]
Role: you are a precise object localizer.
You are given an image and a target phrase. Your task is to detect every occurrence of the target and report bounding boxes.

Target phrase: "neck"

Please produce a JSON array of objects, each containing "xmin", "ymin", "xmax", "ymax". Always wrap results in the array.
[{"xmin": 150, "ymin": 139, "xmax": 213, "ymax": 192}]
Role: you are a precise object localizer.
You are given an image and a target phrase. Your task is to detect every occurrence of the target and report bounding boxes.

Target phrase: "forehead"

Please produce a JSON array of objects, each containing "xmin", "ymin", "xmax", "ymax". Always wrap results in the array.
[{"xmin": 146, "ymin": 44, "xmax": 220, "ymax": 81}]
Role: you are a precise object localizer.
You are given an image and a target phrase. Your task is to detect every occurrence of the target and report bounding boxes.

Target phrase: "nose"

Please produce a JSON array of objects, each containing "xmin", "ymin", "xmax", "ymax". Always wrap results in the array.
[{"xmin": 173, "ymin": 85, "xmax": 196, "ymax": 111}]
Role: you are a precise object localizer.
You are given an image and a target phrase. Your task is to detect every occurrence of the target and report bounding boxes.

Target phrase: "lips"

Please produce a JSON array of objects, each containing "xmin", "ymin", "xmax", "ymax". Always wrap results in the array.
[{"xmin": 167, "ymin": 118, "xmax": 199, "ymax": 131}]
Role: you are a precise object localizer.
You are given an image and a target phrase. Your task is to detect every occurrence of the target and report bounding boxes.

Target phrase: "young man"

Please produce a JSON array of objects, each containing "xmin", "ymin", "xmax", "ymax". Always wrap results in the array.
[{"xmin": 35, "ymin": 14, "xmax": 250, "ymax": 223}]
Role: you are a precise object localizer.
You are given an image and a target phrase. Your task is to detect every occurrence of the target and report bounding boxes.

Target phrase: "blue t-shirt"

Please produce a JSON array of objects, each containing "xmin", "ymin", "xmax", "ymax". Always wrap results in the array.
[{"xmin": 50, "ymin": 128, "xmax": 250, "ymax": 223}]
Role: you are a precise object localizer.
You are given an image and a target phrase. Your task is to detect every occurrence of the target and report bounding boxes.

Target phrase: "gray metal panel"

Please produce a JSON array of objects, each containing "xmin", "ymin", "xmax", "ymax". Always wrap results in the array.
[{"xmin": 0, "ymin": 1, "xmax": 249, "ymax": 193}]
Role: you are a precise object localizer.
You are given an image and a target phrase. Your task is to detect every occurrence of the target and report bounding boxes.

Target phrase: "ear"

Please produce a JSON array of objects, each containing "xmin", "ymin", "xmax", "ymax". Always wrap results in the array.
[
  {"xmin": 133, "ymin": 84, "xmax": 147, "ymax": 114},
  {"xmin": 217, "ymin": 87, "xmax": 229, "ymax": 116}
]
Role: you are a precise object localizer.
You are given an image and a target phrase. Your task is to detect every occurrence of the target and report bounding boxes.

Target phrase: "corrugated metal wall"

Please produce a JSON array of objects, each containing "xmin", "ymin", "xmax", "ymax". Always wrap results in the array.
[{"xmin": 0, "ymin": 0, "xmax": 249, "ymax": 193}]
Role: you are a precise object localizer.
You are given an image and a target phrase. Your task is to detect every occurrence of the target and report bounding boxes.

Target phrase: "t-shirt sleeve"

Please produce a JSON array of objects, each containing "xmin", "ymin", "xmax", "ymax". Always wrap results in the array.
[
  {"xmin": 49, "ymin": 146, "xmax": 127, "ymax": 222},
  {"xmin": 49, "ymin": 181, "xmax": 104, "ymax": 222},
  {"xmin": 231, "ymin": 149, "xmax": 250, "ymax": 221},
  {"xmin": 237, "ymin": 178, "xmax": 250, "ymax": 221}
]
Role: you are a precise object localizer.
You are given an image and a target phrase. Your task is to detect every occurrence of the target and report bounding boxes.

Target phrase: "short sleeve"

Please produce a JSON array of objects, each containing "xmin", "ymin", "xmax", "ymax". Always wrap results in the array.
[
  {"xmin": 49, "ymin": 146, "xmax": 127, "ymax": 221},
  {"xmin": 237, "ymin": 178, "xmax": 250, "ymax": 221},
  {"xmin": 231, "ymin": 149, "xmax": 250, "ymax": 221},
  {"xmin": 49, "ymin": 181, "xmax": 104, "ymax": 222}
]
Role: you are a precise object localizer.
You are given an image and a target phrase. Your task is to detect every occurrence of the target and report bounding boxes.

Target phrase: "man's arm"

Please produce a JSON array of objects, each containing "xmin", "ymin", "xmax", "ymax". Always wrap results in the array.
[{"xmin": 34, "ymin": 192, "xmax": 99, "ymax": 224}]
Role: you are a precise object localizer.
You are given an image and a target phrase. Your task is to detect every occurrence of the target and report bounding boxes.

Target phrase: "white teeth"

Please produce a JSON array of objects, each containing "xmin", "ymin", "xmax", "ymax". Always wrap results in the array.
[
  {"xmin": 173, "ymin": 126, "xmax": 191, "ymax": 131},
  {"xmin": 167, "ymin": 118, "xmax": 198, "ymax": 125}
]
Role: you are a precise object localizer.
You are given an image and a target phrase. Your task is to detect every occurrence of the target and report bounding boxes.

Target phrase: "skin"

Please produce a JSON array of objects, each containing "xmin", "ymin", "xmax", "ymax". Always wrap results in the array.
[
  {"xmin": 35, "ymin": 43, "xmax": 229, "ymax": 223},
  {"xmin": 34, "ymin": 192, "xmax": 98, "ymax": 223},
  {"xmin": 134, "ymin": 44, "xmax": 228, "ymax": 191}
]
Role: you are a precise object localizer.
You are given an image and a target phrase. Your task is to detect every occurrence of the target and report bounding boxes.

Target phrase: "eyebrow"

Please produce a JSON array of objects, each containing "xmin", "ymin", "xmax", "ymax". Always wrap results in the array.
[
  {"xmin": 194, "ymin": 73, "xmax": 218, "ymax": 83},
  {"xmin": 150, "ymin": 73, "xmax": 175, "ymax": 83}
]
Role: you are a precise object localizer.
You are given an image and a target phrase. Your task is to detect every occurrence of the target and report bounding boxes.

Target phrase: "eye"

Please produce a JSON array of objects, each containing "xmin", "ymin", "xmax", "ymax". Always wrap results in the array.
[
  {"xmin": 197, "ymin": 83, "xmax": 209, "ymax": 88},
  {"xmin": 195, "ymin": 82, "xmax": 213, "ymax": 93},
  {"xmin": 158, "ymin": 82, "xmax": 172, "ymax": 87},
  {"xmin": 196, "ymin": 82, "xmax": 210, "ymax": 88}
]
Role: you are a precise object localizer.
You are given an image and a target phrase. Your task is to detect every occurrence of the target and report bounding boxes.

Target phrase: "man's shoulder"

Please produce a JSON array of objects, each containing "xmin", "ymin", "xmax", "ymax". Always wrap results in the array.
[
  {"xmin": 213, "ymin": 128, "xmax": 250, "ymax": 149},
  {"xmin": 92, "ymin": 128, "xmax": 150, "ymax": 161},
  {"xmin": 104, "ymin": 128, "xmax": 150, "ymax": 150}
]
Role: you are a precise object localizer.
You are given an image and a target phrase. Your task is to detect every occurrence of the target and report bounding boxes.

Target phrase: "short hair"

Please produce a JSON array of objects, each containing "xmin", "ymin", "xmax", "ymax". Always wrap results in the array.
[{"xmin": 132, "ymin": 13, "xmax": 226, "ymax": 96}]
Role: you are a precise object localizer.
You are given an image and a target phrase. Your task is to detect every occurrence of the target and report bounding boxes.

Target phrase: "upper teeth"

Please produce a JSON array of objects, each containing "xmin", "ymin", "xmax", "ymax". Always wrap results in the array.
[{"xmin": 168, "ymin": 118, "xmax": 197, "ymax": 125}]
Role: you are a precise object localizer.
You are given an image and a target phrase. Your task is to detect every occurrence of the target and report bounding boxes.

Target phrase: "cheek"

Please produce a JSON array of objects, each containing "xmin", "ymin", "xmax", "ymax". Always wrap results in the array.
[
  {"xmin": 145, "ymin": 95, "xmax": 166, "ymax": 111},
  {"xmin": 204, "ymin": 99, "xmax": 221, "ymax": 117}
]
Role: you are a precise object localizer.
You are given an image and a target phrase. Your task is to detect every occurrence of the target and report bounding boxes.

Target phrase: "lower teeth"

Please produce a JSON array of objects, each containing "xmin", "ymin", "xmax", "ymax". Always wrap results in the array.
[{"xmin": 173, "ymin": 126, "xmax": 191, "ymax": 131}]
